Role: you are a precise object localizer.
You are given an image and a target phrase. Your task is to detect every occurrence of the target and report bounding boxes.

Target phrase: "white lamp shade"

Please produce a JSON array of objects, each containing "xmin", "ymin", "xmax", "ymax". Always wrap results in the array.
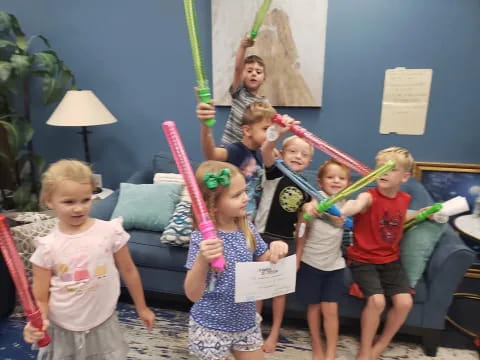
[{"xmin": 47, "ymin": 90, "xmax": 117, "ymax": 127}]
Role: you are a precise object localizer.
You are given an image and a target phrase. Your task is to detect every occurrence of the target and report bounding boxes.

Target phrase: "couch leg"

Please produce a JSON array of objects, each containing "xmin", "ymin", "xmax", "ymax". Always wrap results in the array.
[{"xmin": 422, "ymin": 328, "xmax": 440, "ymax": 357}]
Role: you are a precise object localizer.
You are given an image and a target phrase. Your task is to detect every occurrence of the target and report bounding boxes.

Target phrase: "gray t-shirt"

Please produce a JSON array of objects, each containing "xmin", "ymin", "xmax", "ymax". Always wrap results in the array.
[
  {"xmin": 221, "ymin": 85, "xmax": 266, "ymax": 146},
  {"xmin": 301, "ymin": 191, "xmax": 346, "ymax": 271}
]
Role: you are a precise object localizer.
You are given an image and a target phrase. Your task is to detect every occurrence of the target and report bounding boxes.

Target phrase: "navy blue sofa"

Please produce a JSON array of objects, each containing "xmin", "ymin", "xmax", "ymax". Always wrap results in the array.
[{"xmin": 90, "ymin": 152, "xmax": 475, "ymax": 356}]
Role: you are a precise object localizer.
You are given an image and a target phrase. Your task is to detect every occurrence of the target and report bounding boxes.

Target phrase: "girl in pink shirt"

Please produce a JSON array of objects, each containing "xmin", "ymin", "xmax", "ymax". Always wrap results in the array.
[{"xmin": 23, "ymin": 159, "xmax": 155, "ymax": 359}]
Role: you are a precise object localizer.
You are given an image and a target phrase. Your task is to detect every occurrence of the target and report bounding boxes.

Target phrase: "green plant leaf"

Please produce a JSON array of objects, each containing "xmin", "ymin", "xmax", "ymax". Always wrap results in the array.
[
  {"xmin": 41, "ymin": 75, "xmax": 56, "ymax": 103},
  {"xmin": 0, "ymin": 119, "xmax": 19, "ymax": 154},
  {"xmin": 44, "ymin": 86, "xmax": 65, "ymax": 104},
  {"xmin": 31, "ymin": 153, "xmax": 45, "ymax": 174},
  {"xmin": 13, "ymin": 117, "xmax": 34, "ymax": 148},
  {"xmin": 12, "ymin": 182, "xmax": 33, "ymax": 210},
  {"xmin": 10, "ymin": 53, "xmax": 32, "ymax": 78},
  {"xmin": 8, "ymin": 13, "xmax": 26, "ymax": 48},
  {"xmin": 0, "ymin": 150, "xmax": 12, "ymax": 167},
  {"xmin": 0, "ymin": 11, "xmax": 12, "ymax": 33},
  {"xmin": 0, "ymin": 39, "xmax": 15, "ymax": 49},
  {"xmin": 27, "ymin": 34, "xmax": 51, "ymax": 50},
  {"xmin": 34, "ymin": 51, "xmax": 58, "ymax": 74},
  {"xmin": 0, "ymin": 61, "xmax": 12, "ymax": 82},
  {"xmin": 19, "ymin": 159, "xmax": 31, "ymax": 181}
]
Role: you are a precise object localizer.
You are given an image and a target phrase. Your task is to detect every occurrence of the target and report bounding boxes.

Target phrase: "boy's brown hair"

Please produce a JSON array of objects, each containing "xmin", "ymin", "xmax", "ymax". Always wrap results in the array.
[
  {"xmin": 317, "ymin": 159, "xmax": 351, "ymax": 182},
  {"xmin": 244, "ymin": 55, "xmax": 266, "ymax": 71},
  {"xmin": 241, "ymin": 101, "xmax": 276, "ymax": 126},
  {"xmin": 375, "ymin": 146, "xmax": 414, "ymax": 172}
]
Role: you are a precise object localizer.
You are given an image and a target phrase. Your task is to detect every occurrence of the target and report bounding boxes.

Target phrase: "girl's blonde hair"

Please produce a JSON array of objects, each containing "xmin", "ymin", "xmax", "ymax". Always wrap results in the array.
[
  {"xmin": 317, "ymin": 159, "xmax": 351, "ymax": 182},
  {"xmin": 195, "ymin": 160, "xmax": 256, "ymax": 251},
  {"xmin": 40, "ymin": 159, "xmax": 95, "ymax": 206}
]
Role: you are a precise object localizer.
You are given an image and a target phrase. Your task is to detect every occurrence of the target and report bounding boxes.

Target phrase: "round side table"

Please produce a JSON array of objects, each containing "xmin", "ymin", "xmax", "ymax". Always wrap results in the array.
[
  {"xmin": 449, "ymin": 214, "xmax": 480, "ymax": 349},
  {"xmin": 454, "ymin": 214, "xmax": 480, "ymax": 272}
]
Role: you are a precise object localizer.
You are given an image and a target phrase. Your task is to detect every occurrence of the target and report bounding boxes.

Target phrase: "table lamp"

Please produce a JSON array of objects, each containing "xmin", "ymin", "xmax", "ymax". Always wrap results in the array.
[{"xmin": 47, "ymin": 90, "xmax": 117, "ymax": 193}]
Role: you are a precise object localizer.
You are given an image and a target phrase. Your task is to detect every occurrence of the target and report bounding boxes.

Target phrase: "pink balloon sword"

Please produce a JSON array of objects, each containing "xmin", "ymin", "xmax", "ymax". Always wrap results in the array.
[
  {"xmin": 272, "ymin": 114, "xmax": 372, "ymax": 175},
  {"xmin": 162, "ymin": 121, "xmax": 225, "ymax": 271},
  {"xmin": 0, "ymin": 214, "xmax": 51, "ymax": 347}
]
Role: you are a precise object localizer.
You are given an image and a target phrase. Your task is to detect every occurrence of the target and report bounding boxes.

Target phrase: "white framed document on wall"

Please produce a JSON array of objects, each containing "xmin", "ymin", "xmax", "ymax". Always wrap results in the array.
[{"xmin": 379, "ymin": 67, "xmax": 433, "ymax": 135}]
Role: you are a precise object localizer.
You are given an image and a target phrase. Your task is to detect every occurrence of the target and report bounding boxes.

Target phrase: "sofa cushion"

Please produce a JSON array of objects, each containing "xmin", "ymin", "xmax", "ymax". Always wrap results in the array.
[
  {"xmin": 153, "ymin": 172, "xmax": 190, "ymax": 202},
  {"xmin": 127, "ymin": 229, "xmax": 188, "ymax": 271},
  {"xmin": 9, "ymin": 218, "xmax": 58, "ymax": 281},
  {"xmin": 111, "ymin": 183, "xmax": 182, "ymax": 231},
  {"xmin": 160, "ymin": 201, "xmax": 193, "ymax": 247},
  {"xmin": 401, "ymin": 221, "xmax": 445, "ymax": 288}
]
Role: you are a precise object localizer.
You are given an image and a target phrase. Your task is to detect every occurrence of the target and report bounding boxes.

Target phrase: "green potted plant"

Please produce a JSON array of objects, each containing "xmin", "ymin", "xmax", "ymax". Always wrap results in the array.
[{"xmin": 0, "ymin": 10, "xmax": 76, "ymax": 211}]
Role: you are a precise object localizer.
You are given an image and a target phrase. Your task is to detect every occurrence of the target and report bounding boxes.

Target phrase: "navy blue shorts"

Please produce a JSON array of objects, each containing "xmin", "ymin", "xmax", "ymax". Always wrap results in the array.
[{"xmin": 296, "ymin": 262, "xmax": 345, "ymax": 305}]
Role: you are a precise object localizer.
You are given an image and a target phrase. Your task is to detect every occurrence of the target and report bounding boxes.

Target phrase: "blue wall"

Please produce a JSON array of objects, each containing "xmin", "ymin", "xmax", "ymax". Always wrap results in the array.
[{"xmin": 2, "ymin": 0, "xmax": 479, "ymax": 188}]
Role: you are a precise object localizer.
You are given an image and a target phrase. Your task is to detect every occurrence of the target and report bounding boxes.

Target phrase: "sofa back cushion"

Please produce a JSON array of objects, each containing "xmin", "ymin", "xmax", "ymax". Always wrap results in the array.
[
  {"xmin": 153, "ymin": 151, "xmax": 199, "ymax": 174},
  {"xmin": 111, "ymin": 183, "xmax": 182, "ymax": 231}
]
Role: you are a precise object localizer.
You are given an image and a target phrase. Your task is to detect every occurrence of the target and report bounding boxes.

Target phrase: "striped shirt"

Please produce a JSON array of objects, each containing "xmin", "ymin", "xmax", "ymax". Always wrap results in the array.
[{"xmin": 220, "ymin": 85, "xmax": 267, "ymax": 146}]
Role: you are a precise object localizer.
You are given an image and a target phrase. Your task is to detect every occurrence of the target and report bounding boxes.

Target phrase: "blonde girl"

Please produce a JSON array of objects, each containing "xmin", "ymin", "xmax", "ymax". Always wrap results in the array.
[
  {"xmin": 184, "ymin": 160, "xmax": 288, "ymax": 360},
  {"xmin": 23, "ymin": 159, "xmax": 154, "ymax": 359},
  {"xmin": 296, "ymin": 159, "xmax": 351, "ymax": 360}
]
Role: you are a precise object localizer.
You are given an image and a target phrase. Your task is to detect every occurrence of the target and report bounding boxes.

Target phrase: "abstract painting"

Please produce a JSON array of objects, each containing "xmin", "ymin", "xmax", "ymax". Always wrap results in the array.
[{"xmin": 212, "ymin": 0, "xmax": 328, "ymax": 107}]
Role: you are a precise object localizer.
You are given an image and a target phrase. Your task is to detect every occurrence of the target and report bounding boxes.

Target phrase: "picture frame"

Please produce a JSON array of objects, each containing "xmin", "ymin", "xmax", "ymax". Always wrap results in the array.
[
  {"xmin": 413, "ymin": 162, "xmax": 480, "ymax": 258},
  {"xmin": 211, "ymin": 0, "xmax": 328, "ymax": 107},
  {"xmin": 413, "ymin": 162, "xmax": 480, "ymax": 208}
]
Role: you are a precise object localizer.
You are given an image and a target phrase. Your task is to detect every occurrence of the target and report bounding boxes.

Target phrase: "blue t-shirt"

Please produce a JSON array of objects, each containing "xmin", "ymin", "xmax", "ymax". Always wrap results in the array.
[
  {"xmin": 185, "ymin": 226, "xmax": 268, "ymax": 332},
  {"xmin": 225, "ymin": 142, "xmax": 264, "ymax": 219}
]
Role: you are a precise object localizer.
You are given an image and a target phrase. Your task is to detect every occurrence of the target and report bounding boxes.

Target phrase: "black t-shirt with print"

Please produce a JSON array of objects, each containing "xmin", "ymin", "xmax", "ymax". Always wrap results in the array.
[{"xmin": 262, "ymin": 165, "xmax": 310, "ymax": 240}]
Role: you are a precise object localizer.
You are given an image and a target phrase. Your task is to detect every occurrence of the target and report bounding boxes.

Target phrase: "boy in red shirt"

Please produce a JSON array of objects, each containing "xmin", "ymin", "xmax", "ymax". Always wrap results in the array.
[{"xmin": 340, "ymin": 147, "xmax": 416, "ymax": 360}]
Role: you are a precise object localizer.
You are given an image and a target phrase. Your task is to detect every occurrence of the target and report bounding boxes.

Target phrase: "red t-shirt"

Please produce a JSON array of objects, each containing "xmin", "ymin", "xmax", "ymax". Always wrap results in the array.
[{"xmin": 347, "ymin": 188, "xmax": 411, "ymax": 264}]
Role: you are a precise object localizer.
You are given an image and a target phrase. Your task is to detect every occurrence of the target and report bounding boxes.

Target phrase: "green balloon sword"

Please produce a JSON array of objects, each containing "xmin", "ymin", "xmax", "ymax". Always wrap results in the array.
[{"xmin": 184, "ymin": 0, "xmax": 215, "ymax": 127}]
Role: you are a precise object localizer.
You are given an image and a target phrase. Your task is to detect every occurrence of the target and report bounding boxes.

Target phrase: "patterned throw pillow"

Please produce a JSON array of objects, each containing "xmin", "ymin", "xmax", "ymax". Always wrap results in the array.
[
  {"xmin": 160, "ymin": 201, "xmax": 193, "ymax": 247},
  {"xmin": 9, "ymin": 218, "xmax": 58, "ymax": 281}
]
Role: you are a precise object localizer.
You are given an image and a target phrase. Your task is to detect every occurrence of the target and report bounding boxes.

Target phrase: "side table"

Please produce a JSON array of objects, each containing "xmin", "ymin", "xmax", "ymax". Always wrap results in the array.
[
  {"xmin": 448, "ymin": 214, "xmax": 480, "ymax": 349},
  {"xmin": 454, "ymin": 214, "xmax": 480, "ymax": 273}
]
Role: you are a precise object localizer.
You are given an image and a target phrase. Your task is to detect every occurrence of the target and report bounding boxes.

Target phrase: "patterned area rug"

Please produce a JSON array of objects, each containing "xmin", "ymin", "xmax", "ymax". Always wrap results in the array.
[{"xmin": 0, "ymin": 302, "xmax": 477, "ymax": 359}]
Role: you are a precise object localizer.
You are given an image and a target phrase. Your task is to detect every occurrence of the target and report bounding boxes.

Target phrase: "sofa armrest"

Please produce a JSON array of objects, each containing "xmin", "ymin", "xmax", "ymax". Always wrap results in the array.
[
  {"xmin": 422, "ymin": 225, "xmax": 475, "ymax": 328},
  {"xmin": 127, "ymin": 168, "xmax": 154, "ymax": 184},
  {"xmin": 90, "ymin": 190, "xmax": 120, "ymax": 220}
]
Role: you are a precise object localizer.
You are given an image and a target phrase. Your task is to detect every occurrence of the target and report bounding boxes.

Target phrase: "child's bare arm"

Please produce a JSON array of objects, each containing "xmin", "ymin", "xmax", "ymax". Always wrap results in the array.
[
  {"xmin": 231, "ymin": 36, "xmax": 254, "ymax": 90},
  {"xmin": 197, "ymin": 103, "xmax": 228, "ymax": 161},
  {"xmin": 115, "ymin": 246, "xmax": 155, "ymax": 331},
  {"xmin": 184, "ymin": 238, "xmax": 223, "ymax": 302},
  {"xmin": 32, "ymin": 265, "xmax": 51, "ymax": 319},
  {"xmin": 25, "ymin": 265, "xmax": 51, "ymax": 344},
  {"xmin": 257, "ymin": 241, "xmax": 289, "ymax": 263},
  {"xmin": 261, "ymin": 115, "xmax": 299, "ymax": 167},
  {"xmin": 295, "ymin": 212, "xmax": 310, "ymax": 270},
  {"xmin": 340, "ymin": 192, "xmax": 372, "ymax": 217}
]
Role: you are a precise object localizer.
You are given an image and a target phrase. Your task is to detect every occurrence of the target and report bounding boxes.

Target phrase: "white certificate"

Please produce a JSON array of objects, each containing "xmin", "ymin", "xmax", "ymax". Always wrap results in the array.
[{"xmin": 234, "ymin": 255, "xmax": 296, "ymax": 303}]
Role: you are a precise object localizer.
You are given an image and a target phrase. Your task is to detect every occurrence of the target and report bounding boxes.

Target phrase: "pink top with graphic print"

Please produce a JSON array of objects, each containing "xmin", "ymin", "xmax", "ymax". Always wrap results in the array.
[{"xmin": 30, "ymin": 218, "xmax": 129, "ymax": 331}]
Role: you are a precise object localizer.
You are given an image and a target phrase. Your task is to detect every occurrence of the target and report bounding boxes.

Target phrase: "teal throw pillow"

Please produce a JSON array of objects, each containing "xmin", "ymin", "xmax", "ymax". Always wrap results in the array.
[
  {"xmin": 160, "ymin": 200, "xmax": 193, "ymax": 247},
  {"xmin": 400, "ymin": 221, "xmax": 445, "ymax": 288},
  {"xmin": 111, "ymin": 183, "xmax": 182, "ymax": 231}
]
